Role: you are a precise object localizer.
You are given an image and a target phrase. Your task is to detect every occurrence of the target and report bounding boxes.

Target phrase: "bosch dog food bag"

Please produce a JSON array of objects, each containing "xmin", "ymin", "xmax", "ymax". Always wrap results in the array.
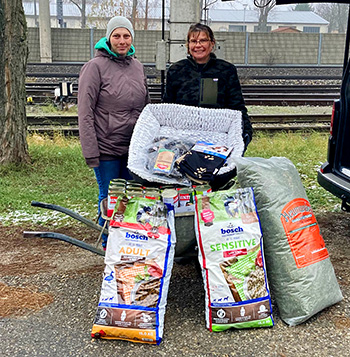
[
  {"xmin": 91, "ymin": 195, "xmax": 176, "ymax": 344},
  {"xmin": 194, "ymin": 187, "xmax": 274, "ymax": 331},
  {"xmin": 235, "ymin": 156, "xmax": 343, "ymax": 326}
]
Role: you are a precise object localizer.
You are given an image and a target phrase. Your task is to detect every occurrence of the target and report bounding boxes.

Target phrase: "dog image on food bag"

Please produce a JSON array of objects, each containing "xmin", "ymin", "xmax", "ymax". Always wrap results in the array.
[
  {"xmin": 194, "ymin": 187, "xmax": 274, "ymax": 332},
  {"xmin": 91, "ymin": 195, "xmax": 176, "ymax": 344}
]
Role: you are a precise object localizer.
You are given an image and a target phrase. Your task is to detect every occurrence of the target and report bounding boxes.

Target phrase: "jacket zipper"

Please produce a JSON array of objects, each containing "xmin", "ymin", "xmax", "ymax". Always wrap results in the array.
[{"xmin": 199, "ymin": 71, "xmax": 203, "ymax": 107}]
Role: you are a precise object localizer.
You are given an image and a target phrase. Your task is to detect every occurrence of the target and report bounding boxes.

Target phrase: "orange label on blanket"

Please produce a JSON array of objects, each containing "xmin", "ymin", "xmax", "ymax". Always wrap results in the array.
[{"xmin": 280, "ymin": 198, "xmax": 329, "ymax": 268}]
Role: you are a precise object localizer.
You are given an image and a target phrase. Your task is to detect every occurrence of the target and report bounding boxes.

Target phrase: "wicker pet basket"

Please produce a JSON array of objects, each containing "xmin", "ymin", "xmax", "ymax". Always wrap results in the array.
[{"xmin": 128, "ymin": 103, "xmax": 244, "ymax": 186}]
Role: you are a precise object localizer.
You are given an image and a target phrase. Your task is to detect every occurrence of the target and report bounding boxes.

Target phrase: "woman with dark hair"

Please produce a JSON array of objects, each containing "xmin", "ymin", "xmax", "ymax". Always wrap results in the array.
[{"xmin": 163, "ymin": 23, "xmax": 252, "ymax": 151}]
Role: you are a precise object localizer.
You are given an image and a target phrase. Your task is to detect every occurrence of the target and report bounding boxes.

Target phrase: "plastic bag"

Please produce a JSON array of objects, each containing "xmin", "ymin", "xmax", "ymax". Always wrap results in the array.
[
  {"xmin": 148, "ymin": 138, "xmax": 193, "ymax": 177},
  {"xmin": 235, "ymin": 156, "xmax": 343, "ymax": 326}
]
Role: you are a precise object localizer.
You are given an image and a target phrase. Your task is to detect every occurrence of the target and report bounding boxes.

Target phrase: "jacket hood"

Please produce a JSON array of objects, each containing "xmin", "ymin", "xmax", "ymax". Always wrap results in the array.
[{"xmin": 94, "ymin": 37, "xmax": 135, "ymax": 58}]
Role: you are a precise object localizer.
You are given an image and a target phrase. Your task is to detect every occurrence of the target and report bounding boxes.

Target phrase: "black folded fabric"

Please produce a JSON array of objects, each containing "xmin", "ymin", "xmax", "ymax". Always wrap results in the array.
[{"xmin": 176, "ymin": 150, "xmax": 226, "ymax": 183}]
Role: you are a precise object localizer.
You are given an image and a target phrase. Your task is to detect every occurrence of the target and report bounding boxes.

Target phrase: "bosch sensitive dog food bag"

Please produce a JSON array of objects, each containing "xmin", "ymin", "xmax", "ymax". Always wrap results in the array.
[
  {"xmin": 91, "ymin": 195, "xmax": 176, "ymax": 344},
  {"xmin": 235, "ymin": 156, "xmax": 343, "ymax": 326},
  {"xmin": 194, "ymin": 187, "xmax": 274, "ymax": 331}
]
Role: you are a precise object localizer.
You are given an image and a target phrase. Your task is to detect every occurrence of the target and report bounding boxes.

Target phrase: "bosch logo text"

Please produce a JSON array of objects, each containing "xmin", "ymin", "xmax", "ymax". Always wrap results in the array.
[
  {"xmin": 125, "ymin": 232, "xmax": 148, "ymax": 241},
  {"xmin": 221, "ymin": 227, "xmax": 243, "ymax": 235}
]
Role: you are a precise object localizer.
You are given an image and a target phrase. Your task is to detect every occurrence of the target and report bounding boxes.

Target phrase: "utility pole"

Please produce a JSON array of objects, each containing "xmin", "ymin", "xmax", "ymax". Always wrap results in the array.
[
  {"xmin": 34, "ymin": 0, "xmax": 39, "ymax": 27},
  {"xmin": 169, "ymin": 0, "xmax": 200, "ymax": 63},
  {"xmin": 243, "ymin": 3, "xmax": 247, "ymax": 32},
  {"xmin": 38, "ymin": 0, "xmax": 52, "ymax": 63},
  {"xmin": 57, "ymin": 0, "xmax": 64, "ymax": 28}
]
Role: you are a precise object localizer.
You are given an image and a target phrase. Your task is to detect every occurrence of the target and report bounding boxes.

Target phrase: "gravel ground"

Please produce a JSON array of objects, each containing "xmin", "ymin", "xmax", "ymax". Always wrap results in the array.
[{"xmin": 1, "ymin": 211, "xmax": 350, "ymax": 356}]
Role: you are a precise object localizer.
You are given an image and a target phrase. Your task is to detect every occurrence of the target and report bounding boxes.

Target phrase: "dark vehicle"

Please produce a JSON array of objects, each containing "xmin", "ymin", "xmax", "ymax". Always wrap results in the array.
[
  {"xmin": 274, "ymin": 0, "xmax": 350, "ymax": 211},
  {"xmin": 315, "ymin": 1, "xmax": 350, "ymax": 212},
  {"xmin": 317, "ymin": 76, "xmax": 350, "ymax": 212}
]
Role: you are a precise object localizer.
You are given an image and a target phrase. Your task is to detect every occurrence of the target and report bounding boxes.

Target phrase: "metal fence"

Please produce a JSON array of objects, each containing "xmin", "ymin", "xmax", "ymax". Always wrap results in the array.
[{"xmin": 27, "ymin": 28, "xmax": 346, "ymax": 66}]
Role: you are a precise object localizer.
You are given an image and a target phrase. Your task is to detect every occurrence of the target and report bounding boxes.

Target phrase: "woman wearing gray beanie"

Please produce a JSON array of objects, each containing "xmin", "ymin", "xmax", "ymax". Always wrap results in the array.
[{"xmin": 78, "ymin": 16, "xmax": 150, "ymax": 250}]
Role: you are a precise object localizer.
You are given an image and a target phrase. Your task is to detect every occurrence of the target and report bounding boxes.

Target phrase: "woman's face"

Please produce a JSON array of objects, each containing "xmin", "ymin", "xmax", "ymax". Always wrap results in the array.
[
  {"xmin": 109, "ymin": 27, "xmax": 132, "ymax": 56},
  {"xmin": 188, "ymin": 31, "xmax": 214, "ymax": 64}
]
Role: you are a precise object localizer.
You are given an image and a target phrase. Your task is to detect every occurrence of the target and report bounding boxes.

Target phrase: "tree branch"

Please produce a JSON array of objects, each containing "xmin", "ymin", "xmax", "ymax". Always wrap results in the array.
[{"xmin": 70, "ymin": 0, "xmax": 82, "ymax": 12}]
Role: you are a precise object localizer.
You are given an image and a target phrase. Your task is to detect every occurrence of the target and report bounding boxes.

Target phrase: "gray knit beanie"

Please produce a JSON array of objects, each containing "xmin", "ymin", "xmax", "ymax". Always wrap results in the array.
[{"xmin": 106, "ymin": 16, "xmax": 134, "ymax": 41}]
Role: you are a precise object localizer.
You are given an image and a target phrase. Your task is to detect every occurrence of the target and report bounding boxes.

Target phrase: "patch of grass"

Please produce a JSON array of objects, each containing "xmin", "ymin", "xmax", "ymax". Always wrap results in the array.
[
  {"xmin": 245, "ymin": 131, "xmax": 340, "ymax": 212},
  {"xmin": 26, "ymin": 103, "xmax": 77, "ymax": 116},
  {"xmin": 247, "ymin": 105, "xmax": 332, "ymax": 115},
  {"xmin": 0, "ymin": 131, "xmax": 340, "ymax": 226},
  {"xmin": 26, "ymin": 104, "xmax": 333, "ymax": 116},
  {"xmin": 0, "ymin": 133, "xmax": 97, "ymax": 225}
]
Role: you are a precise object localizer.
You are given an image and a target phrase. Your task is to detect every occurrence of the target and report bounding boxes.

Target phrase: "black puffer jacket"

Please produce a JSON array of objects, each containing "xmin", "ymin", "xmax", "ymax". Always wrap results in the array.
[{"xmin": 163, "ymin": 54, "xmax": 252, "ymax": 146}]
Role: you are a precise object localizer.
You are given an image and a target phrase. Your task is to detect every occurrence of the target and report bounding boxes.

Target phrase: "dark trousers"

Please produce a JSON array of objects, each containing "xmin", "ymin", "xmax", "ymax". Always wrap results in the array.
[{"xmin": 93, "ymin": 158, "xmax": 132, "ymax": 248}]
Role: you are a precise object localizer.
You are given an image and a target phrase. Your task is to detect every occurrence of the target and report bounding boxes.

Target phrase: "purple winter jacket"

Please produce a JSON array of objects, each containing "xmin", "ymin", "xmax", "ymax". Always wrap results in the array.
[{"xmin": 78, "ymin": 47, "xmax": 150, "ymax": 167}]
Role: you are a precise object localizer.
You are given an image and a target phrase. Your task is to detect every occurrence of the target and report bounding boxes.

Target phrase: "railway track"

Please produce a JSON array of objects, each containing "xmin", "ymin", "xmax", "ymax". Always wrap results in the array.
[
  {"xmin": 26, "ymin": 82, "xmax": 340, "ymax": 106},
  {"xmin": 26, "ymin": 62, "xmax": 342, "ymax": 106},
  {"xmin": 26, "ymin": 63, "xmax": 343, "ymax": 80},
  {"xmin": 26, "ymin": 113, "xmax": 331, "ymax": 134},
  {"xmin": 26, "ymin": 82, "xmax": 341, "ymax": 92},
  {"xmin": 25, "ymin": 63, "xmax": 342, "ymax": 106}
]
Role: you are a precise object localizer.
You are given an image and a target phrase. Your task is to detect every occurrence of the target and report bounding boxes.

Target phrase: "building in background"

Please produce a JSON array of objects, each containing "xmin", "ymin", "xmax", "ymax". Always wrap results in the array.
[
  {"xmin": 208, "ymin": 9, "xmax": 329, "ymax": 33},
  {"xmin": 23, "ymin": 2, "xmax": 328, "ymax": 33}
]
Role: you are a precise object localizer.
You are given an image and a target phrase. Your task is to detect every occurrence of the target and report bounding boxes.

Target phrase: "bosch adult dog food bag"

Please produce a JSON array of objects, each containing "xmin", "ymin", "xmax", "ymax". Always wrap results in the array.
[
  {"xmin": 91, "ymin": 195, "xmax": 176, "ymax": 344},
  {"xmin": 194, "ymin": 186, "xmax": 274, "ymax": 331},
  {"xmin": 235, "ymin": 156, "xmax": 343, "ymax": 326}
]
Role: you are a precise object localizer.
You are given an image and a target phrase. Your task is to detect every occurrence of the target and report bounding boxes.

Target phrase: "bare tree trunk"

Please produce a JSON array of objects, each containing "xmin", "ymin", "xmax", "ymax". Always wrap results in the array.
[
  {"xmin": 81, "ymin": 0, "xmax": 86, "ymax": 28},
  {"xmin": 256, "ymin": 0, "xmax": 275, "ymax": 33},
  {"xmin": 144, "ymin": 0, "xmax": 149, "ymax": 30},
  {"xmin": 337, "ymin": 4, "xmax": 348, "ymax": 34},
  {"xmin": 257, "ymin": 7, "xmax": 269, "ymax": 32},
  {"xmin": 0, "ymin": 0, "xmax": 29, "ymax": 164},
  {"xmin": 70, "ymin": 0, "xmax": 86, "ymax": 28},
  {"xmin": 132, "ymin": 0, "xmax": 138, "ymax": 28}
]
